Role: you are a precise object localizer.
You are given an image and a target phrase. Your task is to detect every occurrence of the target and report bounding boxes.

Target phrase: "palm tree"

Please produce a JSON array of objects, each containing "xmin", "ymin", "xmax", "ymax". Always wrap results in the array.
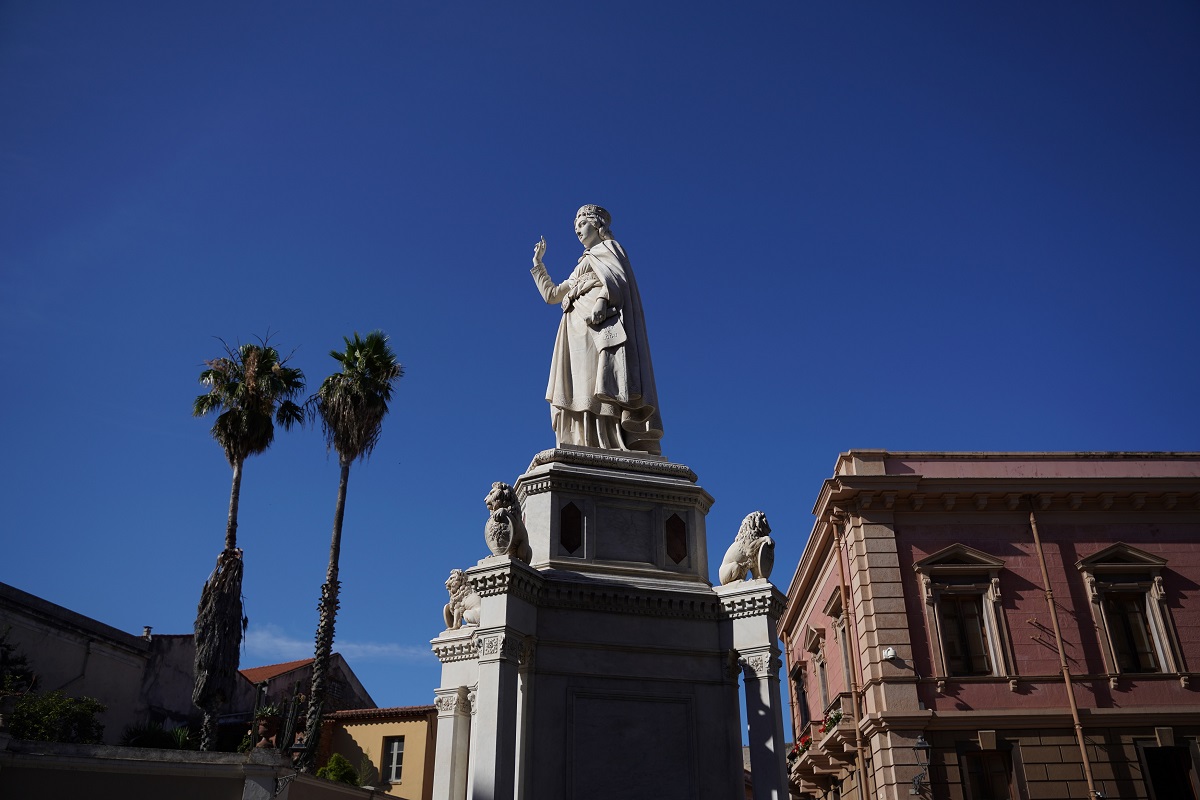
[
  {"xmin": 191, "ymin": 338, "xmax": 305, "ymax": 750},
  {"xmin": 299, "ymin": 331, "xmax": 402, "ymax": 770}
]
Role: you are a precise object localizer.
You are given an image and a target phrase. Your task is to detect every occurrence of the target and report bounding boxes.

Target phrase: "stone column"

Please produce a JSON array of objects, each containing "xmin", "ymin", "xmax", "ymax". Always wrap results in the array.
[
  {"xmin": 717, "ymin": 579, "xmax": 789, "ymax": 800},
  {"xmin": 514, "ymin": 641, "xmax": 535, "ymax": 800},
  {"xmin": 466, "ymin": 557, "xmax": 541, "ymax": 800},
  {"xmin": 432, "ymin": 687, "xmax": 471, "ymax": 800},
  {"xmin": 471, "ymin": 631, "xmax": 522, "ymax": 800}
]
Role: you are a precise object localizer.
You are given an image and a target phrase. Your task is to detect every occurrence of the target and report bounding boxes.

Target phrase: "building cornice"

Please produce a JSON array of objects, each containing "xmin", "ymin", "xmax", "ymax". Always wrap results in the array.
[{"xmin": 819, "ymin": 476, "xmax": 1200, "ymax": 518}]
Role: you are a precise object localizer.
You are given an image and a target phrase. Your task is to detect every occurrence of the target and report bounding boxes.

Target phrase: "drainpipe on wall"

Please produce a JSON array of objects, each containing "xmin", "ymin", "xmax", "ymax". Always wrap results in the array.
[
  {"xmin": 1026, "ymin": 499, "xmax": 1099, "ymax": 798},
  {"xmin": 832, "ymin": 511, "xmax": 873, "ymax": 800}
]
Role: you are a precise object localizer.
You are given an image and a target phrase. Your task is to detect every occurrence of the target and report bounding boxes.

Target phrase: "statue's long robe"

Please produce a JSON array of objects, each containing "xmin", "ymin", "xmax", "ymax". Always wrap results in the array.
[{"xmin": 531, "ymin": 239, "xmax": 664, "ymax": 455}]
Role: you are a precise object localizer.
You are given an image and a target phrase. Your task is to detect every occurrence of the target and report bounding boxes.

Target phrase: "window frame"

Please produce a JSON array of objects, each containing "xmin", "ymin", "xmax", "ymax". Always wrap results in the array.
[
  {"xmin": 913, "ymin": 544, "xmax": 1014, "ymax": 681},
  {"xmin": 1076, "ymin": 543, "xmax": 1184, "ymax": 683},
  {"xmin": 955, "ymin": 739, "xmax": 1028, "ymax": 800},
  {"xmin": 823, "ymin": 591, "xmax": 854, "ymax": 700},
  {"xmin": 803, "ymin": 625, "xmax": 830, "ymax": 711},
  {"xmin": 382, "ymin": 735, "xmax": 405, "ymax": 784}
]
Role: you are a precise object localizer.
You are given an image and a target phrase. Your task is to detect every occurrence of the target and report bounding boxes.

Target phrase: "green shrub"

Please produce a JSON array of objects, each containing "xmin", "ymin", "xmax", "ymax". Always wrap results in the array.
[
  {"xmin": 10, "ymin": 691, "xmax": 106, "ymax": 743},
  {"xmin": 121, "ymin": 721, "xmax": 177, "ymax": 748},
  {"xmin": 317, "ymin": 752, "xmax": 358, "ymax": 785},
  {"xmin": 120, "ymin": 721, "xmax": 195, "ymax": 749}
]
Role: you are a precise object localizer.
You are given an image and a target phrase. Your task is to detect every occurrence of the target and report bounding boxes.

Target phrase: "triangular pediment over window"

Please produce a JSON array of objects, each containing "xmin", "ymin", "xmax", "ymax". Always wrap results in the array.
[
  {"xmin": 803, "ymin": 625, "xmax": 826, "ymax": 654},
  {"xmin": 913, "ymin": 543, "xmax": 1005, "ymax": 574},
  {"xmin": 1076, "ymin": 542, "xmax": 1166, "ymax": 572}
]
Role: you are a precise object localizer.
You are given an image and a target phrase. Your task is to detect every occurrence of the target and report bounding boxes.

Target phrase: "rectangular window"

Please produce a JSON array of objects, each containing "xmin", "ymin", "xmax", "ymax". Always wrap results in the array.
[
  {"xmin": 816, "ymin": 656, "xmax": 829, "ymax": 710},
  {"xmin": 914, "ymin": 546, "xmax": 1014, "ymax": 681},
  {"xmin": 1140, "ymin": 744, "xmax": 1199, "ymax": 800},
  {"xmin": 1105, "ymin": 592, "xmax": 1161, "ymax": 673},
  {"xmin": 836, "ymin": 618, "xmax": 853, "ymax": 694},
  {"xmin": 791, "ymin": 664, "xmax": 811, "ymax": 729},
  {"xmin": 383, "ymin": 736, "xmax": 404, "ymax": 783},
  {"xmin": 961, "ymin": 750, "xmax": 1013, "ymax": 800},
  {"xmin": 939, "ymin": 593, "xmax": 993, "ymax": 676}
]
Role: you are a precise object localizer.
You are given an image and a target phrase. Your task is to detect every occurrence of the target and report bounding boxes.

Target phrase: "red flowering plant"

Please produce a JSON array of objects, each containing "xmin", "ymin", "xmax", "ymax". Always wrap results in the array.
[
  {"xmin": 818, "ymin": 708, "xmax": 844, "ymax": 734},
  {"xmin": 792, "ymin": 734, "xmax": 812, "ymax": 756}
]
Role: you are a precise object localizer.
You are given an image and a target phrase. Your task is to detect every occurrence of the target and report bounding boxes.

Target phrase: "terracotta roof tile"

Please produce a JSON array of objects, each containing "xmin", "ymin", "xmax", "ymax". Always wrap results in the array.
[
  {"xmin": 324, "ymin": 705, "xmax": 436, "ymax": 721},
  {"xmin": 240, "ymin": 657, "xmax": 314, "ymax": 684}
]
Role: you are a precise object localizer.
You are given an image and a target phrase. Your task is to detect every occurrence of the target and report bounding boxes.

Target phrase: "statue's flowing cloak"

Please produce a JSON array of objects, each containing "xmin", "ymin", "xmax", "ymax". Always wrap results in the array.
[{"xmin": 540, "ymin": 239, "xmax": 664, "ymax": 454}]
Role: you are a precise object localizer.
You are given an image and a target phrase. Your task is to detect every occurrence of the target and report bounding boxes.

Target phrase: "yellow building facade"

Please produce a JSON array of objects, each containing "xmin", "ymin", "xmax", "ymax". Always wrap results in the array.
[{"xmin": 321, "ymin": 705, "xmax": 436, "ymax": 800}]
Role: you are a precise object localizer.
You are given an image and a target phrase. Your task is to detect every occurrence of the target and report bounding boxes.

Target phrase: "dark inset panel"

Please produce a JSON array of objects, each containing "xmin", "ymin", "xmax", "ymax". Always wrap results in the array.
[
  {"xmin": 561, "ymin": 502, "xmax": 583, "ymax": 554},
  {"xmin": 665, "ymin": 513, "xmax": 687, "ymax": 565}
]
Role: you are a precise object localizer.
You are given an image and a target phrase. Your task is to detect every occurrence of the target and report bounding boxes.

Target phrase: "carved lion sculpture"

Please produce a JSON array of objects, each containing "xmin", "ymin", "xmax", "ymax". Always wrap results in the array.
[
  {"xmin": 718, "ymin": 511, "xmax": 775, "ymax": 585},
  {"xmin": 484, "ymin": 481, "xmax": 532, "ymax": 564},
  {"xmin": 443, "ymin": 569, "xmax": 481, "ymax": 630}
]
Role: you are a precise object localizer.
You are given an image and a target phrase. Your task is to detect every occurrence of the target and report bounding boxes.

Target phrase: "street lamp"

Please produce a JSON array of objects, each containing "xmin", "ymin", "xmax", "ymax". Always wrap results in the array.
[{"xmin": 910, "ymin": 734, "xmax": 931, "ymax": 795}]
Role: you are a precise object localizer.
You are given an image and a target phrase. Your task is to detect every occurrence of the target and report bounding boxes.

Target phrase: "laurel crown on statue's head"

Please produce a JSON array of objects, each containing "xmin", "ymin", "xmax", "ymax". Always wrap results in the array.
[{"xmin": 576, "ymin": 204, "xmax": 611, "ymax": 227}]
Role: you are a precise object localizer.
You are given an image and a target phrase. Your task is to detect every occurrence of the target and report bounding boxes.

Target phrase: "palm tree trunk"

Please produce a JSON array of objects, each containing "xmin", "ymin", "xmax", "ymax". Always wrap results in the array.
[
  {"xmin": 300, "ymin": 460, "xmax": 351, "ymax": 771},
  {"xmin": 225, "ymin": 459, "xmax": 243, "ymax": 552},
  {"xmin": 194, "ymin": 458, "xmax": 246, "ymax": 751},
  {"xmin": 193, "ymin": 548, "xmax": 244, "ymax": 750}
]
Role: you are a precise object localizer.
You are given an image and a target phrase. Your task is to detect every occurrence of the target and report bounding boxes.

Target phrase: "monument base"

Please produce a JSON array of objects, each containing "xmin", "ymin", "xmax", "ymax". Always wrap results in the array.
[{"xmin": 432, "ymin": 449, "xmax": 788, "ymax": 800}]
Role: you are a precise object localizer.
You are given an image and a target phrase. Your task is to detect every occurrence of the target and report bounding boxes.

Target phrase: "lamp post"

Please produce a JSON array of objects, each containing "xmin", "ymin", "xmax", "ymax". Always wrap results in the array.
[{"xmin": 910, "ymin": 734, "xmax": 931, "ymax": 795}]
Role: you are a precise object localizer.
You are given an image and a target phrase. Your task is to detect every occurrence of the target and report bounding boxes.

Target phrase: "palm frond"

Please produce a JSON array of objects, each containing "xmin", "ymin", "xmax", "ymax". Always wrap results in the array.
[
  {"xmin": 308, "ymin": 331, "xmax": 403, "ymax": 465},
  {"xmin": 193, "ymin": 337, "xmax": 306, "ymax": 466}
]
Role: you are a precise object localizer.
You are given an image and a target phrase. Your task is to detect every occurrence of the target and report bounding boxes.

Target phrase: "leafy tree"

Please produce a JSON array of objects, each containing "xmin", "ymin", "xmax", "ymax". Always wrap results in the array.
[
  {"xmin": 299, "ymin": 331, "xmax": 402, "ymax": 770},
  {"xmin": 0, "ymin": 627, "xmax": 36, "ymax": 697},
  {"xmin": 10, "ymin": 691, "xmax": 106, "ymax": 743},
  {"xmin": 191, "ymin": 337, "xmax": 305, "ymax": 750},
  {"xmin": 316, "ymin": 752, "xmax": 358, "ymax": 785}
]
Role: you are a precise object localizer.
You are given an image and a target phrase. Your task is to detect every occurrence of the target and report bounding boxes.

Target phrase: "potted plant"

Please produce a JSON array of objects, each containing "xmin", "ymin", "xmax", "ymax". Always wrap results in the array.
[{"xmin": 254, "ymin": 703, "xmax": 284, "ymax": 748}]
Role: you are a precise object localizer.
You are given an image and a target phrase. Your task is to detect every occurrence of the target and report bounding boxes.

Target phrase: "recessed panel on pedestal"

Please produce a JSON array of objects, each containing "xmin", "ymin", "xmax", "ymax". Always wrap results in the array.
[{"xmin": 568, "ymin": 690, "xmax": 697, "ymax": 799}]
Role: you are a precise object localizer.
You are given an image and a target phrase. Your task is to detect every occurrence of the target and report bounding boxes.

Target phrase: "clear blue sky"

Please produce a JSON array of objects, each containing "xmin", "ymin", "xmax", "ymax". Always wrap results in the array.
[{"xmin": 2, "ymin": 2, "xmax": 1197, "ymax": 713}]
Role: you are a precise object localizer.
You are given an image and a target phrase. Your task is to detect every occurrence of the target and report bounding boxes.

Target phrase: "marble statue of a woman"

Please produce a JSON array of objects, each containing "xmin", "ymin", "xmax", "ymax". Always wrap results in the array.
[{"xmin": 530, "ymin": 205, "xmax": 664, "ymax": 455}]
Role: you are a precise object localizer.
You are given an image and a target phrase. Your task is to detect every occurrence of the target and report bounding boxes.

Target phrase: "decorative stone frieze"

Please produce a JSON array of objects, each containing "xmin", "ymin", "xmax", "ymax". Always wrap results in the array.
[
  {"xmin": 828, "ymin": 483, "xmax": 1200, "ymax": 517},
  {"xmin": 719, "ymin": 591, "xmax": 787, "ymax": 620},
  {"xmin": 433, "ymin": 637, "xmax": 478, "ymax": 664},
  {"xmin": 517, "ymin": 477, "xmax": 713, "ymax": 511},
  {"xmin": 540, "ymin": 584, "xmax": 724, "ymax": 620},
  {"xmin": 467, "ymin": 566, "xmax": 543, "ymax": 603},
  {"xmin": 527, "ymin": 447, "xmax": 697, "ymax": 480}
]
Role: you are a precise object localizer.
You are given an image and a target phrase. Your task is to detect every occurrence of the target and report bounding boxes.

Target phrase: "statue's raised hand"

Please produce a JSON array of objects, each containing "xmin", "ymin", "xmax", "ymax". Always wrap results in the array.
[{"xmin": 532, "ymin": 236, "xmax": 546, "ymax": 267}]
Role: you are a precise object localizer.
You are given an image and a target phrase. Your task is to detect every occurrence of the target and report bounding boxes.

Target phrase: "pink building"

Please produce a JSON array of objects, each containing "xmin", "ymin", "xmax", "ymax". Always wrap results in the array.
[{"xmin": 781, "ymin": 451, "xmax": 1200, "ymax": 800}]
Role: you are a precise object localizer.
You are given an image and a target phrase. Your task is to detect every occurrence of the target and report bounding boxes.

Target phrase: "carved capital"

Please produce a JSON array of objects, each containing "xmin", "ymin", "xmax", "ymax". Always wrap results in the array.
[
  {"xmin": 739, "ymin": 650, "xmax": 782, "ymax": 680},
  {"xmin": 476, "ymin": 632, "xmax": 524, "ymax": 663},
  {"xmin": 518, "ymin": 639, "xmax": 536, "ymax": 668},
  {"xmin": 434, "ymin": 687, "xmax": 468, "ymax": 716}
]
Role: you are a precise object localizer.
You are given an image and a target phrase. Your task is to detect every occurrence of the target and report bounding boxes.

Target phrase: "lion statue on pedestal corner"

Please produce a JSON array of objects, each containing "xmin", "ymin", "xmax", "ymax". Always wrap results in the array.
[
  {"xmin": 443, "ymin": 569, "xmax": 481, "ymax": 630},
  {"xmin": 718, "ymin": 511, "xmax": 775, "ymax": 585},
  {"xmin": 484, "ymin": 481, "xmax": 532, "ymax": 564}
]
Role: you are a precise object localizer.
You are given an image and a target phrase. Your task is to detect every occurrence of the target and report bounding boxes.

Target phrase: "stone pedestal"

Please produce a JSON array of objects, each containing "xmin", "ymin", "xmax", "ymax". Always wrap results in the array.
[
  {"xmin": 715, "ymin": 579, "xmax": 790, "ymax": 800},
  {"xmin": 431, "ymin": 448, "xmax": 787, "ymax": 800}
]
